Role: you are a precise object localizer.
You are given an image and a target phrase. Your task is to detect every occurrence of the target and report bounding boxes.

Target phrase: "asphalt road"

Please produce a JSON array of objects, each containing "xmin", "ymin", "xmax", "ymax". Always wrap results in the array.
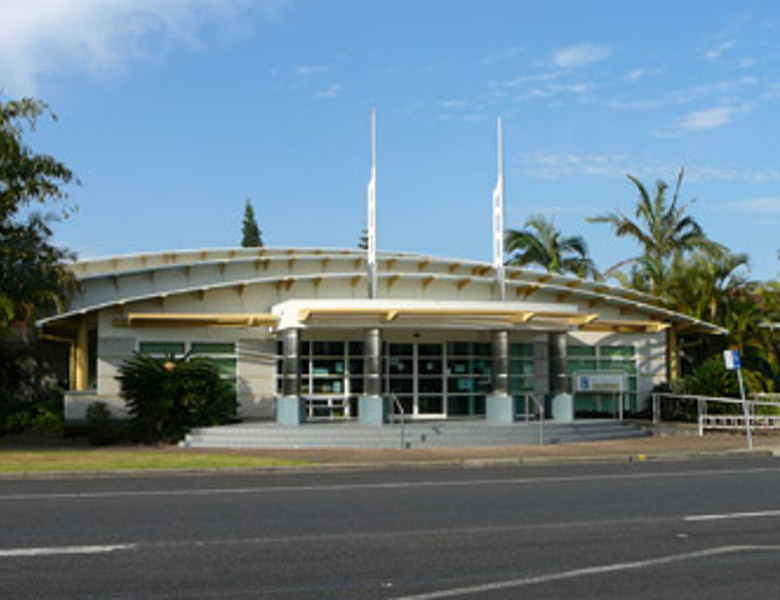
[{"xmin": 0, "ymin": 457, "xmax": 779, "ymax": 599}]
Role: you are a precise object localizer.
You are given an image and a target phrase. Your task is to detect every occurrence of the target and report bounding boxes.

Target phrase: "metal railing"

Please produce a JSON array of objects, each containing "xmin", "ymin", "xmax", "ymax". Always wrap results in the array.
[
  {"xmin": 652, "ymin": 393, "xmax": 780, "ymax": 436},
  {"xmin": 388, "ymin": 393, "xmax": 407, "ymax": 449},
  {"xmin": 522, "ymin": 392, "xmax": 545, "ymax": 446}
]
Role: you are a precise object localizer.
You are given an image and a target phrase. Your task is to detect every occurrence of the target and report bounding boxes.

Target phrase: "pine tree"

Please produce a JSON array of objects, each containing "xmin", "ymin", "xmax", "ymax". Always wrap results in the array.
[{"xmin": 241, "ymin": 198, "xmax": 263, "ymax": 247}]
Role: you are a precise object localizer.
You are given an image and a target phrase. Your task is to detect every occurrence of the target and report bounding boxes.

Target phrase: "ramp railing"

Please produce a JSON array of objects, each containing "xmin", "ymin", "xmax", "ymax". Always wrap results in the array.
[
  {"xmin": 652, "ymin": 393, "xmax": 780, "ymax": 436},
  {"xmin": 388, "ymin": 393, "xmax": 407, "ymax": 449}
]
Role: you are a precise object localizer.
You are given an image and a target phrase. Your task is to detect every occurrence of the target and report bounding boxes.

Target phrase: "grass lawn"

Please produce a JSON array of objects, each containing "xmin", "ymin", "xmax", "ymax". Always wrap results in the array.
[{"xmin": 0, "ymin": 449, "xmax": 310, "ymax": 473}]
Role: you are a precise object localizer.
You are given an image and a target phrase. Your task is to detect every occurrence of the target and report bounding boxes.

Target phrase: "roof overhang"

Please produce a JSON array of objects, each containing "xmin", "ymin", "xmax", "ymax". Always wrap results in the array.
[
  {"xmin": 113, "ymin": 312, "xmax": 279, "ymax": 328},
  {"xmin": 275, "ymin": 299, "xmax": 591, "ymax": 330}
]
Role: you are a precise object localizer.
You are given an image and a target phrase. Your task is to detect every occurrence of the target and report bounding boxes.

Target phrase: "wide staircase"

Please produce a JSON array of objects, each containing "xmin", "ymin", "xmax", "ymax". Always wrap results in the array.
[{"xmin": 180, "ymin": 419, "xmax": 648, "ymax": 449}]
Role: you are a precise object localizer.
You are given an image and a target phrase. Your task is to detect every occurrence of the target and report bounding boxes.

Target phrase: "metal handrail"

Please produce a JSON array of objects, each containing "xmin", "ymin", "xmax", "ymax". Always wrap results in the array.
[
  {"xmin": 388, "ymin": 393, "xmax": 407, "ymax": 450},
  {"xmin": 652, "ymin": 392, "xmax": 780, "ymax": 437},
  {"xmin": 523, "ymin": 392, "xmax": 545, "ymax": 446}
]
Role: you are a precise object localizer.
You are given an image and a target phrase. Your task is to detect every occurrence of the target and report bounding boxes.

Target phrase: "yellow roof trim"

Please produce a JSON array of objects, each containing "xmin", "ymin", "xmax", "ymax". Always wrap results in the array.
[{"xmin": 120, "ymin": 312, "xmax": 279, "ymax": 327}]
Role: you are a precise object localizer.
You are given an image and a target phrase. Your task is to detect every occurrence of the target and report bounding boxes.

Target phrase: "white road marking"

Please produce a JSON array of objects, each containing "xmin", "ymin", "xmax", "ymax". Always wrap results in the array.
[
  {"xmin": 0, "ymin": 466, "xmax": 776, "ymax": 502},
  {"xmin": 391, "ymin": 545, "xmax": 780, "ymax": 599},
  {"xmin": 685, "ymin": 509, "xmax": 780, "ymax": 522},
  {"xmin": 0, "ymin": 544, "xmax": 136, "ymax": 558}
]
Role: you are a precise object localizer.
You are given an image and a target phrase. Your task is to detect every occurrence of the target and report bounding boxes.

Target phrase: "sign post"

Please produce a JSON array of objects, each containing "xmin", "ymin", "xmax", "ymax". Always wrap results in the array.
[{"xmin": 724, "ymin": 349, "xmax": 753, "ymax": 450}]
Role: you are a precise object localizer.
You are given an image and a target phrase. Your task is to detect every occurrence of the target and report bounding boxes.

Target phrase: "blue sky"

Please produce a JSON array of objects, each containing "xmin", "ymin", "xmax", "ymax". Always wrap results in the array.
[{"xmin": 3, "ymin": 0, "xmax": 780, "ymax": 280}]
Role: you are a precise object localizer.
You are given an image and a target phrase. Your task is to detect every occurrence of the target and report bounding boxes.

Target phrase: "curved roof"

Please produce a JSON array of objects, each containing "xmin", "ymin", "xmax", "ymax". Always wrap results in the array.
[{"xmin": 38, "ymin": 246, "xmax": 725, "ymax": 335}]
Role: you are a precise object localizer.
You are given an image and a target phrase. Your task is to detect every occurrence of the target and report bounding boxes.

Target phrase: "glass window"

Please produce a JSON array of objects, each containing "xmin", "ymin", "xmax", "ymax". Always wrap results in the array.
[
  {"xmin": 191, "ymin": 342, "xmax": 235, "ymax": 355},
  {"xmin": 419, "ymin": 378, "xmax": 443, "ymax": 393},
  {"xmin": 210, "ymin": 358, "xmax": 237, "ymax": 378},
  {"xmin": 419, "ymin": 359, "xmax": 442, "ymax": 375},
  {"xmin": 389, "ymin": 343, "xmax": 413, "ymax": 356},
  {"xmin": 600, "ymin": 360, "xmax": 636, "ymax": 374},
  {"xmin": 139, "ymin": 342, "xmax": 185, "ymax": 355},
  {"xmin": 418, "ymin": 395, "xmax": 444, "ymax": 414},
  {"xmin": 510, "ymin": 360, "xmax": 534, "ymax": 375},
  {"xmin": 389, "ymin": 378, "xmax": 414, "ymax": 393},
  {"xmin": 567, "ymin": 345, "xmax": 596, "ymax": 356},
  {"xmin": 312, "ymin": 341, "xmax": 344, "ymax": 356},
  {"xmin": 567, "ymin": 359, "xmax": 598, "ymax": 372},
  {"xmin": 389, "ymin": 358, "xmax": 413, "ymax": 375},
  {"xmin": 510, "ymin": 343, "xmax": 534, "ymax": 357},
  {"xmin": 349, "ymin": 341, "xmax": 364, "ymax": 356},
  {"xmin": 418, "ymin": 344, "xmax": 443, "ymax": 356},
  {"xmin": 312, "ymin": 359, "xmax": 344, "ymax": 376},
  {"xmin": 601, "ymin": 346, "xmax": 635, "ymax": 357}
]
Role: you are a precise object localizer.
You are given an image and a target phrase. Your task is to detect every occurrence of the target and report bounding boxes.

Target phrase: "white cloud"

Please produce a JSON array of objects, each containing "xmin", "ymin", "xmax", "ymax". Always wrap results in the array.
[
  {"xmin": 627, "ymin": 68, "xmax": 645, "ymax": 81},
  {"xmin": 0, "ymin": 0, "xmax": 284, "ymax": 94},
  {"xmin": 439, "ymin": 99, "xmax": 467, "ymax": 109},
  {"xmin": 480, "ymin": 45, "xmax": 522, "ymax": 66},
  {"xmin": 729, "ymin": 198, "xmax": 780, "ymax": 213},
  {"xmin": 737, "ymin": 56, "xmax": 756, "ymax": 69},
  {"xmin": 295, "ymin": 65, "xmax": 328, "ymax": 76},
  {"xmin": 552, "ymin": 43, "xmax": 611, "ymax": 68},
  {"xmin": 314, "ymin": 83, "xmax": 340, "ymax": 100},
  {"xmin": 679, "ymin": 106, "xmax": 742, "ymax": 130},
  {"xmin": 519, "ymin": 152, "xmax": 780, "ymax": 185},
  {"xmin": 705, "ymin": 39, "xmax": 734, "ymax": 60}
]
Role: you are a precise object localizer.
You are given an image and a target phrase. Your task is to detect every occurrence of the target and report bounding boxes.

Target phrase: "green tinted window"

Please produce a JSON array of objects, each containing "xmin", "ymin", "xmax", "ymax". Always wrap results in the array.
[
  {"xmin": 139, "ymin": 342, "xmax": 185, "ymax": 355},
  {"xmin": 601, "ymin": 346, "xmax": 635, "ymax": 357},
  {"xmin": 211, "ymin": 358, "xmax": 237, "ymax": 378},
  {"xmin": 510, "ymin": 343, "xmax": 534, "ymax": 357},
  {"xmin": 567, "ymin": 346, "xmax": 596, "ymax": 356},
  {"xmin": 191, "ymin": 342, "xmax": 235, "ymax": 355}
]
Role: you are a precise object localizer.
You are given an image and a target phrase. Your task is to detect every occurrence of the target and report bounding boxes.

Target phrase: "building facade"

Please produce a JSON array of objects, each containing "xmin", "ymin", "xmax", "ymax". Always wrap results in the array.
[{"xmin": 38, "ymin": 247, "xmax": 723, "ymax": 424}]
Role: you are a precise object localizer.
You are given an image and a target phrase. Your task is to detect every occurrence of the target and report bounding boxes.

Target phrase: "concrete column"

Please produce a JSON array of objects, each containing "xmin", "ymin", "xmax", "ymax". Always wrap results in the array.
[
  {"xmin": 359, "ymin": 327, "xmax": 387, "ymax": 424},
  {"xmin": 277, "ymin": 328, "xmax": 305, "ymax": 425},
  {"xmin": 549, "ymin": 332, "xmax": 568, "ymax": 396},
  {"xmin": 549, "ymin": 332, "xmax": 573, "ymax": 421},
  {"xmin": 74, "ymin": 317, "xmax": 89, "ymax": 391},
  {"xmin": 486, "ymin": 330, "xmax": 514, "ymax": 423},
  {"xmin": 491, "ymin": 330, "xmax": 509, "ymax": 396},
  {"xmin": 363, "ymin": 327, "xmax": 382, "ymax": 397},
  {"xmin": 281, "ymin": 328, "xmax": 300, "ymax": 397}
]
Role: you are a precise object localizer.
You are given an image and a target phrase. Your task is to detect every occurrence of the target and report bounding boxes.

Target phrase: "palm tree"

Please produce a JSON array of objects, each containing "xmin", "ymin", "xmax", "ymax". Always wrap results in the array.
[
  {"xmin": 505, "ymin": 214, "xmax": 599, "ymax": 278},
  {"xmin": 663, "ymin": 247, "xmax": 750, "ymax": 323},
  {"xmin": 588, "ymin": 169, "xmax": 719, "ymax": 294}
]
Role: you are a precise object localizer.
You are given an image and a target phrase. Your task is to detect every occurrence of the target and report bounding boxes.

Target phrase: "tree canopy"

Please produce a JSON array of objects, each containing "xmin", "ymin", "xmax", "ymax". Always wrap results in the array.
[
  {"xmin": 1, "ymin": 98, "xmax": 75, "ymax": 338},
  {"xmin": 588, "ymin": 169, "xmax": 718, "ymax": 294},
  {"xmin": 505, "ymin": 214, "xmax": 598, "ymax": 278},
  {"xmin": 241, "ymin": 198, "xmax": 263, "ymax": 247}
]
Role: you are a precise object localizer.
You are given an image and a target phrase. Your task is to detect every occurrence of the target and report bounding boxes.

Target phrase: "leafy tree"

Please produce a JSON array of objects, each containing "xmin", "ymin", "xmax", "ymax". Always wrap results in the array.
[
  {"xmin": 664, "ymin": 247, "xmax": 750, "ymax": 323},
  {"xmin": 588, "ymin": 169, "xmax": 718, "ymax": 294},
  {"xmin": 1, "ymin": 97, "xmax": 75, "ymax": 423},
  {"xmin": 505, "ymin": 214, "xmax": 599, "ymax": 278},
  {"xmin": 116, "ymin": 352, "xmax": 236, "ymax": 443},
  {"xmin": 1, "ymin": 98, "xmax": 75, "ymax": 337},
  {"xmin": 241, "ymin": 198, "xmax": 263, "ymax": 247}
]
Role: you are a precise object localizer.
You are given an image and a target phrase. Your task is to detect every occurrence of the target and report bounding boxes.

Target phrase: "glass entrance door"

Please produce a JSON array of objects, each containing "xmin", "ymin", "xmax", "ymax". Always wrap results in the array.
[{"xmin": 386, "ymin": 343, "xmax": 446, "ymax": 418}]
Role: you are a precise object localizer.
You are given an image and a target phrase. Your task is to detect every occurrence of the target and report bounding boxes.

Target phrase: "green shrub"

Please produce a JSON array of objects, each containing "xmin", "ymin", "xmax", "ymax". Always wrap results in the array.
[
  {"xmin": 4, "ymin": 411, "xmax": 32, "ymax": 434},
  {"xmin": 117, "ymin": 352, "xmax": 236, "ymax": 443},
  {"xmin": 31, "ymin": 407, "xmax": 63, "ymax": 435},
  {"xmin": 85, "ymin": 402, "xmax": 120, "ymax": 446}
]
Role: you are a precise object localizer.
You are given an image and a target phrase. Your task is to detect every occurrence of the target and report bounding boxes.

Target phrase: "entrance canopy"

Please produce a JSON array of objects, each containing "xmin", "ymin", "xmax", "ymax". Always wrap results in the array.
[{"xmin": 272, "ymin": 299, "xmax": 669, "ymax": 334}]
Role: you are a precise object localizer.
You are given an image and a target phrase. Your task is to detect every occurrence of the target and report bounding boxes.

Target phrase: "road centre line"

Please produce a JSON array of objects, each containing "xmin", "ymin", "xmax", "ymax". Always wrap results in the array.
[
  {"xmin": 391, "ymin": 545, "xmax": 780, "ymax": 599},
  {"xmin": 685, "ymin": 509, "xmax": 780, "ymax": 522},
  {"xmin": 0, "ymin": 466, "xmax": 776, "ymax": 502},
  {"xmin": 0, "ymin": 544, "xmax": 136, "ymax": 559}
]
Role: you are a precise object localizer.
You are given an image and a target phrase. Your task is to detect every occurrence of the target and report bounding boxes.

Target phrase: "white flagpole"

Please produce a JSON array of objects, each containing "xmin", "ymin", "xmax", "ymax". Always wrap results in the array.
[
  {"xmin": 367, "ymin": 109, "xmax": 378, "ymax": 299},
  {"xmin": 493, "ymin": 117, "xmax": 506, "ymax": 301}
]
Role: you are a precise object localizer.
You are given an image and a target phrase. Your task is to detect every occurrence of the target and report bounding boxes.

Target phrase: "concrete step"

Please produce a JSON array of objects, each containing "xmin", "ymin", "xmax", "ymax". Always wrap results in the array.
[{"xmin": 181, "ymin": 419, "xmax": 648, "ymax": 449}]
